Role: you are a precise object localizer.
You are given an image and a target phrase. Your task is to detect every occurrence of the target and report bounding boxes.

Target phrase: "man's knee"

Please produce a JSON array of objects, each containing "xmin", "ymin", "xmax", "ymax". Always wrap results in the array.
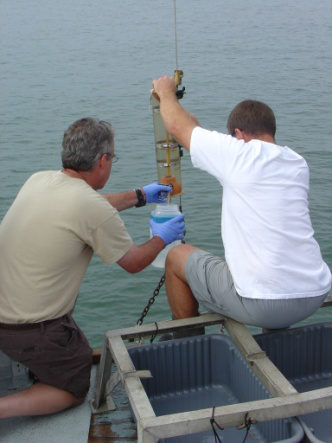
[
  {"xmin": 72, "ymin": 395, "xmax": 85, "ymax": 407},
  {"xmin": 166, "ymin": 244, "xmax": 197, "ymax": 268}
]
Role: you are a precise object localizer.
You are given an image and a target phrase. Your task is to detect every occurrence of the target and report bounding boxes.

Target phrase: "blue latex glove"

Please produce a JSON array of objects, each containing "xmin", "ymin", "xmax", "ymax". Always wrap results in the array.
[
  {"xmin": 150, "ymin": 214, "xmax": 185, "ymax": 245},
  {"xmin": 143, "ymin": 183, "xmax": 172, "ymax": 204}
]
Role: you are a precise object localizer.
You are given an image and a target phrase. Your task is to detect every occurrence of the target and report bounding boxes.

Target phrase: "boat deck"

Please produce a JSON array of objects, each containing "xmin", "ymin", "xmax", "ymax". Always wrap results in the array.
[
  {"xmin": 88, "ymin": 383, "xmax": 137, "ymax": 442},
  {"xmin": 0, "ymin": 368, "xmax": 94, "ymax": 443}
]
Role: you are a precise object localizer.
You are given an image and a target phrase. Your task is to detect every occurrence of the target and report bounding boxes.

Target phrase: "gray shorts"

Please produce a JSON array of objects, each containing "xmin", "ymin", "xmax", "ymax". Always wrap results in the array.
[{"xmin": 185, "ymin": 249, "xmax": 328, "ymax": 329}]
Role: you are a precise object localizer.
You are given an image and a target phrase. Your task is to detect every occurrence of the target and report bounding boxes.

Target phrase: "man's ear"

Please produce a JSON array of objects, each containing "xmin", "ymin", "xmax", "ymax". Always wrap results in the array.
[
  {"xmin": 234, "ymin": 128, "xmax": 244, "ymax": 139},
  {"xmin": 234, "ymin": 128, "xmax": 251, "ymax": 142},
  {"xmin": 99, "ymin": 153, "xmax": 108, "ymax": 168}
]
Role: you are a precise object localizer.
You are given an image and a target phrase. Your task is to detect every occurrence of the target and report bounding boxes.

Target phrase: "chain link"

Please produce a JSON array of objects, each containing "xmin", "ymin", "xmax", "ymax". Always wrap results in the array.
[{"xmin": 136, "ymin": 274, "xmax": 165, "ymax": 326}]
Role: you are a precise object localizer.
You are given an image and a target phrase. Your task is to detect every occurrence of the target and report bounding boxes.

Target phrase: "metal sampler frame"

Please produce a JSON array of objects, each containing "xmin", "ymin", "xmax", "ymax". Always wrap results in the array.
[{"xmin": 93, "ymin": 296, "xmax": 332, "ymax": 442}]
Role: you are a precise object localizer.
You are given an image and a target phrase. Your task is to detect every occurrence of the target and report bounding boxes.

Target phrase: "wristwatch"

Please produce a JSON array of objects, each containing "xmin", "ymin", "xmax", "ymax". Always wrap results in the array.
[{"xmin": 134, "ymin": 188, "xmax": 146, "ymax": 207}]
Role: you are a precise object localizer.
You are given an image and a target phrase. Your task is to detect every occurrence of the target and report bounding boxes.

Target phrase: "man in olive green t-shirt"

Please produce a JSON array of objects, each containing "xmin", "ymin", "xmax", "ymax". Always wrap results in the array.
[{"xmin": 0, "ymin": 117, "xmax": 185, "ymax": 418}]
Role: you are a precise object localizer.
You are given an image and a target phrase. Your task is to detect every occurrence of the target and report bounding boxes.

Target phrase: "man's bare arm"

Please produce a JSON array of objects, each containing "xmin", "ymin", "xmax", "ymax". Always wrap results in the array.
[
  {"xmin": 116, "ymin": 239, "xmax": 165, "ymax": 273},
  {"xmin": 102, "ymin": 189, "xmax": 145, "ymax": 212},
  {"xmin": 152, "ymin": 76, "xmax": 199, "ymax": 152}
]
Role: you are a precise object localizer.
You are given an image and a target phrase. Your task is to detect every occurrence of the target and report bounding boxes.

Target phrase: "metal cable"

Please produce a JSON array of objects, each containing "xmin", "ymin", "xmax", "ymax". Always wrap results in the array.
[{"xmin": 173, "ymin": 0, "xmax": 179, "ymax": 70}]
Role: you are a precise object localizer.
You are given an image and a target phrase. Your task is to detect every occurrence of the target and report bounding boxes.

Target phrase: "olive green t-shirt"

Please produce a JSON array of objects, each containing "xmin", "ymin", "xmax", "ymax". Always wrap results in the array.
[{"xmin": 0, "ymin": 171, "xmax": 133, "ymax": 323}]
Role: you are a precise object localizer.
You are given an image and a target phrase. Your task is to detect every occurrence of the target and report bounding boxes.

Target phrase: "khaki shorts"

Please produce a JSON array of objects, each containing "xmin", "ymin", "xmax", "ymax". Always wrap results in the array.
[
  {"xmin": 185, "ymin": 249, "xmax": 328, "ymax": 329},
  {"xmin": 0, "ymin": 314, "xmax": 92, "ymax": 398}
]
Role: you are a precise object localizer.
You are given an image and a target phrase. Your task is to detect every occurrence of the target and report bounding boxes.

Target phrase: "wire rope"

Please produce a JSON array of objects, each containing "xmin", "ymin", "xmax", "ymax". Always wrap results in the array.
[{"xmin": 173, "ymin": 0, "xmax": 179, "ymax": 70}]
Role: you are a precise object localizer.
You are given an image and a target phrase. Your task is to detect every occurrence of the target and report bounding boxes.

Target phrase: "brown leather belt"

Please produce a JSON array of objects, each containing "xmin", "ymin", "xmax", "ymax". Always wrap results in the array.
[
  {"xmin": 0, "ymin": 317, "xmax": 64, "ymax": 330},
  {"xmin": 0, "ymin": 322, "xmax": 40, "ymax": 330}
]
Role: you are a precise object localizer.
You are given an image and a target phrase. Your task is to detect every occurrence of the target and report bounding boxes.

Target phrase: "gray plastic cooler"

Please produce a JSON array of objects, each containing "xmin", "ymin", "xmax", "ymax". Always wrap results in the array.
[
  {"xmin": 129, "ymin": 334, "xmax": 304, "ymax": 443},
  {"xmin": 255, "ymin": 322, "xmax": 332, "ymax": 443}
]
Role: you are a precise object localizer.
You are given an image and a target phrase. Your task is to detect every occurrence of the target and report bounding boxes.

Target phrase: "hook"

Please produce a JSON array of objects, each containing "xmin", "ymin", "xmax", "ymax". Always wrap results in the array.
[
  {"xmin": 237, "ymin": 412, "xmax": 257, "ymax": 430},
  {"xmin": 150, "ymin": 322, "xmax": 159, "ymax": 343}
]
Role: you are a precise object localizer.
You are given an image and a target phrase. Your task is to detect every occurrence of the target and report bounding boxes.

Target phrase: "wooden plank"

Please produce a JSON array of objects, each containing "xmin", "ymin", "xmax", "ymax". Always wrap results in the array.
[
  {"xmin": 141, "ymin": 387, "xmax": 332, "ymax": 440},
  {"xmin": 223, "ymin": 317, "xmax": 298, "ymax": 397},
  {"xmin": 91, "ymin": 299, "xmax": 331, "ymax": 364},
  {"xmin": 89, "ymin": 384, "xmax": 137, "ymax": 442},
  {"xmin": 94, "ymin": 334, "xmax": 114, "ymax": 409},
  {"xmin": 105, "ymin": 370, "xmax": 122, "ymax": 395},
  {"xmin": 106, "ymin": 313, "xmax": 225, "ymax": 340},
  {"xmin": 124, "ymin": 376, "xmax": 155, "ymax": 420},
  {"xmin": 107, "ymin": 336, "xmax": 153, "ymax": 382},
  {"xmin": 89, "ymin": 419, "xmax": 137, "ymax": 442},
  {"xmin": 107, "ymin": 335, "xmax": 156, "ymax": 427},
  {"xmin": 138, "ymin": 428, "xmax": 157, "ymax": 443},
  {"xmin": 107, "ymin": 335, "xmax": 137, "ymax": 374},
  {"xmin": 322, "ymin": 294, "xmax": 332, "ymax": 307},
  {"xmin": 92, "ymin": 348, "xmax": 102, "ymax": 364}
]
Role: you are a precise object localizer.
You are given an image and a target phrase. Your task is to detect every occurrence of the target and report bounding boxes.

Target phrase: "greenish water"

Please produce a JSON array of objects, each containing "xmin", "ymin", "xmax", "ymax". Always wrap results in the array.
[{"xmin": 1, "ymin": 0, "xmax": 331, "ymax": 348}]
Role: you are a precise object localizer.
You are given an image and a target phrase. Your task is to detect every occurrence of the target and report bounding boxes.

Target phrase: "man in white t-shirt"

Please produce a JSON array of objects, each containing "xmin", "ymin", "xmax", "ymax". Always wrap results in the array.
[
  {"xmin": 0, "ymin": 117, "xmax": 185, "ymax": 418},
  {"xmin": 152, "ymin": 76, "xmax": 331, "ymax": 334}
]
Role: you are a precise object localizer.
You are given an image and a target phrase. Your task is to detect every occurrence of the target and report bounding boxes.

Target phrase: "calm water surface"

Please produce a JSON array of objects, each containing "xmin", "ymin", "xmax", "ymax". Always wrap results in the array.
[{"xmin": 1, "ymin": 0, "xmax": 331, "ymax": 347}]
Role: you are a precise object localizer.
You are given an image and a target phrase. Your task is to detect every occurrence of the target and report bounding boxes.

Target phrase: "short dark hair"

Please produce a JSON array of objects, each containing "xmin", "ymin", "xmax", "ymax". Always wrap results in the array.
[
  {"xmin": 227, "ymin": 100, "xmax": 276, "ymax": 138},
  {"xmin": 62, "ymin": 118, "xmax": 114, "ymax": 171}
]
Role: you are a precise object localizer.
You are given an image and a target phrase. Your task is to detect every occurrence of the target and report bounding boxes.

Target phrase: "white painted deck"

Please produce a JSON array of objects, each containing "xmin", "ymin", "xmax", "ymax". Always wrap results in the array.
[{"xmin": 0, "ymin": 358, "xmax": 96, "ymax": 443}]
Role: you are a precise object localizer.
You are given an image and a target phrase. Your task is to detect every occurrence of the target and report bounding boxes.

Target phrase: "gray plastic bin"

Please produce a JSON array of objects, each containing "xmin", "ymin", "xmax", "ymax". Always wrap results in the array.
[
  {"xmin": 129, "ymin": 334, "xmax": 304, "ymax": 443},
  {"xmin": 255, "ymin": 323, "xmax": 332, "ymax": 443}
]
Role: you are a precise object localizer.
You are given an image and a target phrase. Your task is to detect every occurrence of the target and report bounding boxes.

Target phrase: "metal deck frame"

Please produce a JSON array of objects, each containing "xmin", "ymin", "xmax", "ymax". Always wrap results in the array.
[{"xmin": 93, "ymin": 296, "xmax": 332, "ymax": 442}]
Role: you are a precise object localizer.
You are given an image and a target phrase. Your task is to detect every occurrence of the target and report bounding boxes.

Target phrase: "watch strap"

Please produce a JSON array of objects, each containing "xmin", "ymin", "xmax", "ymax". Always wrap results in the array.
[{"xmin": 134, "ymin": 188, "xmax": 146, "ymax": 207}]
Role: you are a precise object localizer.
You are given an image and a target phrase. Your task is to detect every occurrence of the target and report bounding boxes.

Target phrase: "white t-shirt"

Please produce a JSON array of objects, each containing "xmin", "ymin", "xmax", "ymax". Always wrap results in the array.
[
  {"xmin": 190, "ymin": 127, "xmax": 331, "ymax": 299},
  {"xmin": 0, "ymin": 171, "xmax": 133, "ymax": 322}
]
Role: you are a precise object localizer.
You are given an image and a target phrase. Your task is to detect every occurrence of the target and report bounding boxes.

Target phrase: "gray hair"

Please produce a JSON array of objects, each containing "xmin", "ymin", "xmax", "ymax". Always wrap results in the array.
[{"xmin": 62, "ymin": 118, "xmax": 114, "ymax": 171}]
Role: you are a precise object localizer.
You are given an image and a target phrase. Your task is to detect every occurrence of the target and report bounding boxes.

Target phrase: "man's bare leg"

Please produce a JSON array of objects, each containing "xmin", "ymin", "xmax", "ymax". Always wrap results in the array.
[
  {"xmin": 0, "ymin": 382, "xmax": 84, "ymax": 418},
  {"xmin": 165, "ymin": 244, "xmax": 199, "ymax": 319}
]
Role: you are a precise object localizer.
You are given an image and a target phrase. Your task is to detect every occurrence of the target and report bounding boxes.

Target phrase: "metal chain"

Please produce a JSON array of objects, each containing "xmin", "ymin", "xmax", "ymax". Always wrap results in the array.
[{"xmin": 136, "ymin": 274, "xmax": 165, "ymax": 326}]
